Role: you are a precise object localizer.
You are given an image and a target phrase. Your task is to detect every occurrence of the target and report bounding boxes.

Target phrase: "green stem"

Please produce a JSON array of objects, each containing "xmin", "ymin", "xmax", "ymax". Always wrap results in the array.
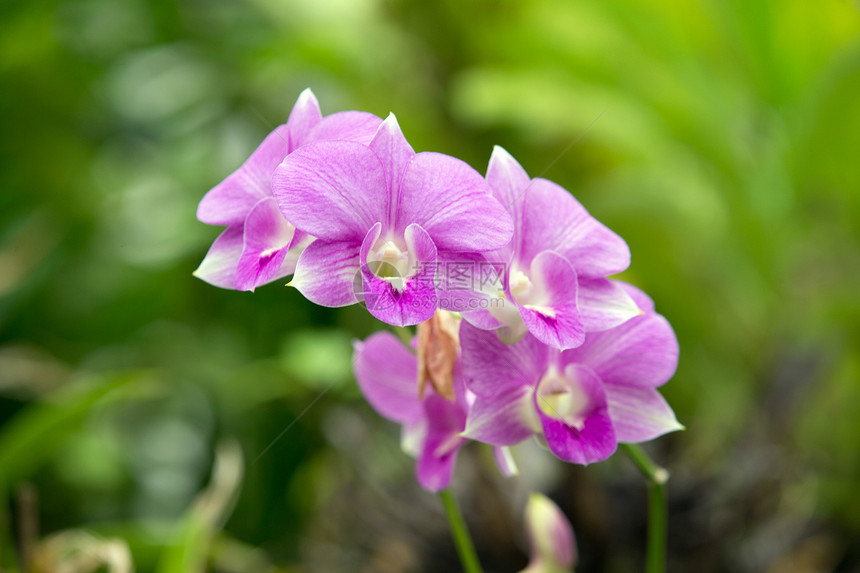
[
  {"xmin": 439, "ymin": 489, "xmax": 483, "ymax": 573},
  {"xmin": 620, "ymin": 444, "xmax": 669, "ymax": 573}
]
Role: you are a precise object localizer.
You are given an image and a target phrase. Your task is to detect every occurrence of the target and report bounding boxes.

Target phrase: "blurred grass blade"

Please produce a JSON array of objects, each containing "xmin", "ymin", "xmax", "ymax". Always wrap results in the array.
[{"xmin": 156, "ymin": 440, "xmax": 243, "ymax": 573}]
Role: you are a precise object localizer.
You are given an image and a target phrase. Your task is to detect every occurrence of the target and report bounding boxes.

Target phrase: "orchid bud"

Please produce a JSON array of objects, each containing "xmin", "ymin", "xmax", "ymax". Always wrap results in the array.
[{"xmin": 520, "ymin": 493, "xmax": 577, "ymax": 573}]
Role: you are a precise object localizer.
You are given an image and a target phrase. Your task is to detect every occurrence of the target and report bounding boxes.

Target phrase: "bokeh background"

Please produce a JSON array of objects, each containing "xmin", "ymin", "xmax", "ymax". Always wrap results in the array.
[{"xmin": 2, "ymin": 0, "xmax": 860, "ymax": 571}]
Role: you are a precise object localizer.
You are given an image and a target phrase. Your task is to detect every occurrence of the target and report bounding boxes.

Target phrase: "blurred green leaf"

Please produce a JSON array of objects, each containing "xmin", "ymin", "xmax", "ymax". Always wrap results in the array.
[{"xmin": 0, "ymin": 372, "xmax": 152, "ymax": 492}]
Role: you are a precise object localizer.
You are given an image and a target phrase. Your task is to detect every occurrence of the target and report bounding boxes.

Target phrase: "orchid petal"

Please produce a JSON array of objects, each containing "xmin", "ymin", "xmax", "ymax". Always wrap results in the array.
[
  {"xmin": 537, "ymin": 404, "xmax": 617, "ymax": 465},
  {"xmin": 272, "ymin": 141, "xmax": 388, "ymax": 242},
  {"xmin": 235, "ymin": 198, "xmax": 295, "ymax": 291},
  {"xmin": 401, "ymin": 420, "xmax": 426, "ymax": 458},
  {"xmin": 353, "ymin": 333, "xmax": 422, "ymax": 425},
  {"xmin": 577, "ymin": 277, "xmax": 641, "ymax": 332},
  {"xmin": 306, "ymin": 110, "xmax": 382, "ymax": 146},
  {"xmin": 562, "ymin": 307, "xmax": 679, "ymax": 389},
  {"xmin": 369, "ymin": 114, "xmax": 415, "ymax": 205},
  {"xmin": 397, "ymin": 152, "xmax": 514, "ymax": 252},
  {"xmin": 416, "ymin": 394, "xmax": 467, "ymax": 491},
  {"xmin": 605, "ymin": 384, "xmax": 683, "ymax": 443},
  {"xmin": 290, "ymin": 239, "xmax": 360, "ymax": 307},
  {"xmin": 197, "ymin": 126, "xmax": 289, "ymax": 226},
  {"xmin": 518, "ymin": 251, "xmax": 585, "ymax": 350},
  {"xmin": 461, "ymin": 309, "xmax": 505, "ymax": 331},
  {"xmin": 619, "ymin": 281, "xmax": 656, "ymax": 313},
  {"xmin": 462, "ymin": 388, "xmax": 536, "ymax": 446},
  {"xmin": 359, "ymin": 223, "xmax": 438, "ymax": 327},
  {"xmin": 520, "ymin": 178, "xmax": 630, "ymax": 277},
  {"xmin": 459, "ymin": 323, "xmax": 548, "ymax": 396},
  {"xmin": 193, "ymin": 226, "xmax": 243, "ymax": 289},
  {"xmin": 285, "ymin": 88, "xmax": 322, "ymax": 150},
  {"xmin": 485, "ymin": 146, "xmax": 530, "ymax": 261}
]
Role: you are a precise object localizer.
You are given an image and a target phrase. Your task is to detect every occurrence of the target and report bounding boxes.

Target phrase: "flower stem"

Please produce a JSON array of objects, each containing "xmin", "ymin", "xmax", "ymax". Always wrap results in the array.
[
  {"xmin": 439, "ymin": 489, "xmax": 483, "ymax": 573},
  {"xmin": 620, "ymin": 444, "xmax": 669, "ymax": 573}
]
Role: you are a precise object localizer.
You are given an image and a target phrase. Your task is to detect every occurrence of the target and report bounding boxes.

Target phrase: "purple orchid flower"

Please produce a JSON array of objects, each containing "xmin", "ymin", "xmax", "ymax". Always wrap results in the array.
[
  {"xmin": 352, "ymin": 310, "xmax": 518, "ymax": 490},
  {"xmin": 464, "ymin": 147, "xmax": 640, "ymax": 350},
  {"xmin": 460, "ymin": 283, "xmax": 681, "ymax": 465},
  {"xmin": 271, "ymin": 115, "xmax": 514, "ymax": 327},
  {"xmin": 352, "ymin": 330, "xmax": 470, "ymax": 492},
  {"xmin": 194, "ymin": 89, "xmax": 382, "ymax": 291}
]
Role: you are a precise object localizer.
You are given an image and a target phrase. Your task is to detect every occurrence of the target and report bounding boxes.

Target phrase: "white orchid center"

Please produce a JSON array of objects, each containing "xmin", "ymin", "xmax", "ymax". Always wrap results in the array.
[
  {"xmin": 488, "ymin": 265, "xmax": 559, "ymax": 344},
  {"xmin": 367, "ymin": 235, "xmax": 413, "ymax": 291},
  {"xmin": 509, "ymin": 269, "xmax": 534, "ymax": 300},
  {"xmin": 511, "ymin": 265, "xmax": 556, "ymax": 318},
  {"xmin": 536, "ymin": 366, "xmax": 590, "ymax": 430}
]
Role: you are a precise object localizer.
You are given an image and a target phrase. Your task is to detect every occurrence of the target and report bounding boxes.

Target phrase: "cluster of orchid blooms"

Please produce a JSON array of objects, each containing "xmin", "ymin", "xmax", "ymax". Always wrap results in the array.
[{"xmin": 195, "ymin": 89, "xmax": 681, "ymax": 572}]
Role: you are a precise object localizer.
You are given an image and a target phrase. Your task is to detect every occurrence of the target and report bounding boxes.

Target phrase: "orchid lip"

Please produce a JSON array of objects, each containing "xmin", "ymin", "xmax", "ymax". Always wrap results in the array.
[
  {"xmin": 536, "ymin": 365, "xmax": 591, "ymax": 430},
  {"xmin": 523, "ymin": 304, "xmax": 556, "ymax": 319},
  {"xmin": 258, "ymin": 217, "xmax": 297, "ymax": 257},
  {"xmin": 489, "ymin": 265, "xmax": 559, "ymax": 341},
  {"xmin": 366, "ymin": 235, "xmax": 413, "ymax": 282}
]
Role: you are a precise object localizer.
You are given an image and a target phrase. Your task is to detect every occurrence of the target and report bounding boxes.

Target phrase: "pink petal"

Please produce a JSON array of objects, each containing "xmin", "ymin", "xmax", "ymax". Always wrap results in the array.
[
  {"xmin": 619, "ymin": 281, "xmax": 656, "ymax": 313},
  {"xmin": 193, "ymin": 226, "xmax": 243, "ymax": 289},
  {"xmin": 562, "ymin": 308, "xmax": 679, "ymax": 389},
  {"xmin": 520, "ymin": 178, "xmax": 630, "ymax": 278},
  {"xmin": 605, "ymin": 384, "xmax": 683, "ymax": 443},
  {"xmin": 397, "ymin": 152, "xmax": 514, "ymax": 252},
  {"xmin": 197, "ymin": 125, "xmax": 289, "ymax": 226},
  {"xmin": 369, "ymin": 114, "xmax": 415, "ymax": 208},
  {"xmin": 462, "ymin": 388, "xmax": 536, "ymax": 446},
  {"xmin": 459, "ymin": 323, "xmax": 549, "ymax": 396},
  {"xmin": 306, "ymin": 110, "xmax": 382, "ymax": 146},
  {"xmin": 198, "ymin": 92, "xmax": 377, "ymax": 229},
  {"xmin": 577, "ymin": 277, "xmax": 641, "ymax": 332},
  {"xmin": 285, "ymin": 88, "xmax": 323, "ymax": 150},
  {"xmin": 416, "ymin": 395, "xmax": 467, "ymax": 491},
  {"xmin": 485, "ymin": 146, "xmax": 531, "ymax": 262},
  {"xmin": 461, "ymin": 308, "xmax": 505, "ymax": 330},
  {"xmin": 272, "ymin": 141, "xmax": 388, "ymax": 242},
  {"xmin": 401, "ymin": 419, "xmax": 426, "ymax": 458},
  {"xmin": 289, "ymin": 239, "xmax": 361, "ymax": 307},
  {"xmin": 353, "ymin": 333, "xmax": 422, "ymax": 425}
]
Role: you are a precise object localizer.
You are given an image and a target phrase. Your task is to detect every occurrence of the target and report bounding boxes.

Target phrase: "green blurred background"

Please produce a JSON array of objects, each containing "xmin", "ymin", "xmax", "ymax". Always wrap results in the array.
[{"xmin": 2, "ymin": 0, "xmax": 859, "ymax": 571}]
